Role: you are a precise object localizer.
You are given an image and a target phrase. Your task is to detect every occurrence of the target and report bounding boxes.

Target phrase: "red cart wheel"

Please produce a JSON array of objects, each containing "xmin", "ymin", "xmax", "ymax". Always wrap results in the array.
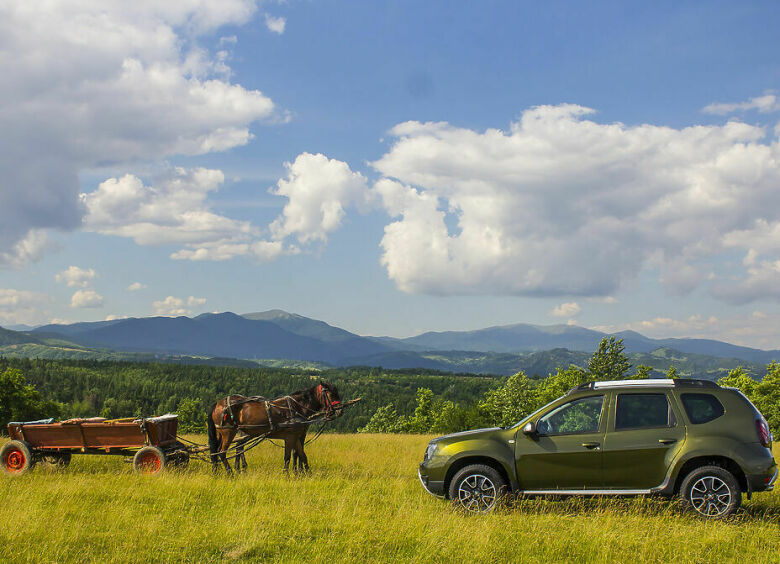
[
  {"xmin": 133, "ymin": 446, "xmax": 166, "ymax": 474},
  {"xmin": 1, "ymin": 440, "xmax": 34, "ymax": 476}
]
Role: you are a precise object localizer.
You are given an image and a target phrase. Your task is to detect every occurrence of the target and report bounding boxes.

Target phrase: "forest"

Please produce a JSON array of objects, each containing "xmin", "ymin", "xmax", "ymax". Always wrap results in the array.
[{"xmin": 1, "ymin": 337, "xmax": 778, "ymax": 435}]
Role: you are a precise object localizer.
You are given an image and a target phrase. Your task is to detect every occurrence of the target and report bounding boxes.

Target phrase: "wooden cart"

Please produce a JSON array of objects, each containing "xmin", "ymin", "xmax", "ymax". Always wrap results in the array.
[{"xmin": 1, "ymin": 415, "xmax": 189, "ymax": 475}]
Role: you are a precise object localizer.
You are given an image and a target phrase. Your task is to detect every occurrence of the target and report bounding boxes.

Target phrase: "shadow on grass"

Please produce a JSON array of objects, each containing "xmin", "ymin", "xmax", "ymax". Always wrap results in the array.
[{"xmin": 449, "ymin": 493, "xmax": 780, "ymax": 524}]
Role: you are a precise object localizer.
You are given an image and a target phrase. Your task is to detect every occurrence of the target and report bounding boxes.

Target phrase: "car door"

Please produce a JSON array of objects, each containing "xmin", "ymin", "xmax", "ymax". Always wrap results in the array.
[
  {"xmin": 515, "ymin": 394, "xmax": 606, "ymax": 491},
  {"xmin": 601, "ymin": 391, "xmax": 686, "ymax": 490}
]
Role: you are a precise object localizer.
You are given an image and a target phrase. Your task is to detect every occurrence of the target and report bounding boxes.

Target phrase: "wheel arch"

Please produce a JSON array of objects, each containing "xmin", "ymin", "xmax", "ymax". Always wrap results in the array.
[
  {"xmin": 443, "ymin": 455, "xmax": 514, "ymax": 498},
  {"xmin": 672, "ymin": 455, "xmax": 748, "ymax": 494}
]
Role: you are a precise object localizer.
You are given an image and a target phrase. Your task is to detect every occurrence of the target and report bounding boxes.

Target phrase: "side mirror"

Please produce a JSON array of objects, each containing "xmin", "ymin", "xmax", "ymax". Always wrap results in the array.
[{"xmin": 522, "ymin": 421, "xmax": 537, "ymax": 435}]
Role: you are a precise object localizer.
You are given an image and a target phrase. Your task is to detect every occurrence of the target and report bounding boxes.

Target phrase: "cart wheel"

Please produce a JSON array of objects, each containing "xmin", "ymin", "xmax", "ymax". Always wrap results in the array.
[
  {"xmin": 133, "ymin": 446, "xmax": 167, "ymax": 474},
  {"xmin": 1, "ymin": 440, "xmax": 34, "ymax": 476}
]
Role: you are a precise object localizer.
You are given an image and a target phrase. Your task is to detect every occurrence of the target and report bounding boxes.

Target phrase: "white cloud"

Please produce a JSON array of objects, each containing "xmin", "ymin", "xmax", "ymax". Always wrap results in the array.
[
  {"xmin": 56, "ymin": 266, "xmax": 96, "ymax": 288},
  {"xmin": 361, "ymin": 104, "xmax": 780, "ymax": 300},
  {"xmin": 703, "ymin": 93, "xmax": 779, "ymax": 115},
  {"xmin": 588, "ymin": 296, "xmax": 618, "ymax": 304},
  {"xmin": 269, "ymin": 153, "xmax": 372, "ymax": 244},
  {"xmin": 105, "ymin": 314, "xmax": 129, "ymax": 321},
  {"xmin": 153, "ymin": 296, "xmax": 207, "ymax": 317},
  {"xmin": 551, "ymin": 302, "xmax": 581, "ymax": 318},
  {"xmin": 82, "ymin": 167, "xmax": 260, "ymax": 259},
  {"xmin": 70, "ymin": 289, "xmax": 104, "ymax": 309},
  {"xmin": 0, "ymin": 1, "xmax": 277, "ymax": 266},
  {"xmin": 265, "ymin": 14, "xmax": 286, "ymax": 34},
  {"xmin": 0, "ymin": 231, "xmax": 52, "ymax": 269},
  {"xmin": 0, "ymin": 289, "xmax": 51, "ymax": 326},
  {"xmin": 127, "ymin": 282, "xmax": 147, "ymax": 292}
]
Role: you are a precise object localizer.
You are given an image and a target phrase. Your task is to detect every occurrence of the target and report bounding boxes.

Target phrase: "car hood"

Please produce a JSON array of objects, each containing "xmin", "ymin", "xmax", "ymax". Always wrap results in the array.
[{"xmin": 434, "ymin": 427, "xmax": 502, "ymax": 443}]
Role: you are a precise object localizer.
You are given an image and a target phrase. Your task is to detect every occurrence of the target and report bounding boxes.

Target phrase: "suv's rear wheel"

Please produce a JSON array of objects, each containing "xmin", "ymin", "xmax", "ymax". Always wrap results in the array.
[
  {"xmin": 448, "ymin": 464, "xmax": 507, "ymax": 513},
  {"xmin": 680, "ymin": 465, "xmax": 741, "ymax": 519}
]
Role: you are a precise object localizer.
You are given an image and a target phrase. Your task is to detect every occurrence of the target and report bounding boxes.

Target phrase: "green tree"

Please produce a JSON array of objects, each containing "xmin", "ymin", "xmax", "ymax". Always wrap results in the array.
[
  {"xmin": 406, "ymin": 388, "xmax": 435, "ymax": 433},
  {"xmin": 666, "ymin": 365, "xmax": 679, "ymax": 379},
  {"xmin": 358, "ymin": 404, "xmax": 406, "ymax": 433},
  {"xmin": 587, "ymin": 337, "xmax": 631, "ymax": 380},
  {"xmin": 719, "ymin": 364, "xmax": 780, "ymax": 434},
  {"xmin": 535, "ymin": 365, "xmax": 590, "ymax": 406},
  {"xmin": 176, "ymin": 398, "xmax": 205, "ymax": 433},
  {"xmin": 479, "ymin": 371, "xmax": 537, "ymax": 427},
  {"xmin": 0, "ymin": 367, "xmax": 61, "ymax": 431},
  {"xmin": 634, "ymin": 365, "xmax": 653, "ymax": 379}
]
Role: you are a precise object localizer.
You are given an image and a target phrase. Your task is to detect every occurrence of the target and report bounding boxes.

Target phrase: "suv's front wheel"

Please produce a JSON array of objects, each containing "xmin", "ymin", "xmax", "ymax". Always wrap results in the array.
[
  {"xmin": 449, "ymin": 464, "xmax": 507, "ymax": 513},
  {"xmin": 680, "ymin": 465, "xmax": 742, "ymax": 519}
]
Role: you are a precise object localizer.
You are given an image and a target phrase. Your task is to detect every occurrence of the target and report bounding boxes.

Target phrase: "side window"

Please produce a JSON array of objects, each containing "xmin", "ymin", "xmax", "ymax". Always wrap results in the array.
[
  {"xmin": 537, "ymin": 395, "xmax": 604, "ymax": 435},
  {"xmin": 681, "ymin": 393, "xmax": 725, "ymax": 424},
  {"xmin": 615, "ymin": 393, "xmax": 674, "ymax": 430}
]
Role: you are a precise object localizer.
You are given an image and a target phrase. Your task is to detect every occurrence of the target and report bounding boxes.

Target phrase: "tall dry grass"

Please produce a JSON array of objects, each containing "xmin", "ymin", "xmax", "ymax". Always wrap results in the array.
[{"xmin": 1, "ymin": 435, "xmax": 778, "ymax": 563}]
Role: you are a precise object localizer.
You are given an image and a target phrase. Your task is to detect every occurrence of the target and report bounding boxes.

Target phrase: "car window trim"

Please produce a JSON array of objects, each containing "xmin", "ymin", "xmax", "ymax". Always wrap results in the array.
[
  {"xmin": 611, "ymin": 391, "xmax": 679, "ymax": 432},
  {"xmin": 536, "ymin": 394, "xmax": 606, "ymax": 437}
]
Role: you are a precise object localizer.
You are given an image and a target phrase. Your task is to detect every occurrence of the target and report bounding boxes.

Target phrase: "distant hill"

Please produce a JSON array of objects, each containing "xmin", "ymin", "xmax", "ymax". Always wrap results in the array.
[
  {"xmin": 384, "ymin": 323, "xmax": 780, "ymax": 364},
  {"xmin": 30, "ymin": 311, "xmax": 393, "ymax": 365},
  {"xmin": 0, "ymin": 308, "xmax": 772, "ymax": 376}
]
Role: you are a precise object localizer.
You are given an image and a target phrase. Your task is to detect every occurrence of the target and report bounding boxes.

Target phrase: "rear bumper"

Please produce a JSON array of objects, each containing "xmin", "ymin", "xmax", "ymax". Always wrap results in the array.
[
  {"xmin": 418, "ymin": 466, "xmax": 445, "ymax": 498},
  {"xmin": 747, "ymin": 465, "xmax": 777, "ymax": 493}
]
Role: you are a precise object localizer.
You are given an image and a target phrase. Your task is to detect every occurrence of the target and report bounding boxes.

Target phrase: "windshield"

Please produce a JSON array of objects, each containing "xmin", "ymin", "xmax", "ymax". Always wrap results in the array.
[{"xmin": 508, "ymin": 397, "xmax": 562, "ymax": 429}]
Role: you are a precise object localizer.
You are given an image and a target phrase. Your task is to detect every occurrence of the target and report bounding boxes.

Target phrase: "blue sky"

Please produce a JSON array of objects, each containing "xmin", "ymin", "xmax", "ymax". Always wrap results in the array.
[{"xmin": 2, "ymin": 1, "xmax": 780, "ymax": 347}]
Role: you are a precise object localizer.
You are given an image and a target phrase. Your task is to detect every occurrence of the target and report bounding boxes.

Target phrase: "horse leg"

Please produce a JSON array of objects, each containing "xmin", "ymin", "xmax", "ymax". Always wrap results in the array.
[
  {"xmin": 283, "ymin": 436, "xmax": 292, "ymax": 473},
  {"xmin": 299, "ymin": 429, "xmax": 309, "ymax": 472},
  {"xmin": 296, "ymin": 438, "xmax": 309, "ymax": 473},
  {"xmin": 219, "ymin": 430, "xmax": 235, "ymax": 475},
  {"xmin": 234, "ymin": 435, "xmax": 249, "ymax": 473}
]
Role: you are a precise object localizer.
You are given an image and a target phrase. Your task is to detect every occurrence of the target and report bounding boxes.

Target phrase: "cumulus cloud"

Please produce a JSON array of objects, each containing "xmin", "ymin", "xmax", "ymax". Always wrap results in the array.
[
  {"xmin": 70, "ymin": 289, "xmax": 104, "ymax": 309},
  {"xmin": 703, "ymin": 93, "xmax": 780, "ymax": 115},
  {"xmin": 56, "ymin": 266, "xmax": 96, "ymax": 288},
  {"xmin": 265, "ymin": 14, "xmax": 286, "ymax": 34},
  {"xmin": 153, "ymin": 296, "xmax": 207, "ymax": 317},
  {"xmin": 0, "ymin": 1, "xmax": 277, "ymax": 266},
  {"xmin": 363, "ymin": 104, "xmax": 780, "ymax": 300},
  {"xmin": 551, "ymin": 302, "xmax": 581, "ymax": 318},
  {"xmin": 127, "ymin": 282, "xmax": 147, "ymax": 292},
  {"xmin": 0, "ymin": 289, "xmax": 51, "ymax": 326},
  {"xmin": 270, "ymin": 153, "xmax": 372, "ymax": 244},
  {"xmin": 82, "ymin": 167, "xmax": 262, "ymax": 259}
]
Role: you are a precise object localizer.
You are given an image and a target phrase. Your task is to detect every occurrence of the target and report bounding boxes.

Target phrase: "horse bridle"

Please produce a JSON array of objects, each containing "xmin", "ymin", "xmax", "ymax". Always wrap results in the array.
[{"xmin": 315, "ymin": 384, "xmax": 340, "ymax": 415}]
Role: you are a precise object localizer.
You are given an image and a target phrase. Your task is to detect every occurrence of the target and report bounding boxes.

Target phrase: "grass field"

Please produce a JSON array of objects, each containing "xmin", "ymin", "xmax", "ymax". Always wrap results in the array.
[{"xmin": 1, "ymin": 435, "xmax": 779, "ymax": 563}]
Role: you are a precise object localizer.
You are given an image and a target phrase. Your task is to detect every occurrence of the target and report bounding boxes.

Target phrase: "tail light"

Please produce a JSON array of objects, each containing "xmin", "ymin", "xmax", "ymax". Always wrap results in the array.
[{"xmin": 756, "ymin": 418, "xmax": 772, "ymax": 448}]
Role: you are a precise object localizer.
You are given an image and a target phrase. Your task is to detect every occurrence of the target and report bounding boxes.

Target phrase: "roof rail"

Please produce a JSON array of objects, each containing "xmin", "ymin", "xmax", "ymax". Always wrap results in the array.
[{"xmin": 567, "ymin": 378, "xmax": 719, "ymax": 394}]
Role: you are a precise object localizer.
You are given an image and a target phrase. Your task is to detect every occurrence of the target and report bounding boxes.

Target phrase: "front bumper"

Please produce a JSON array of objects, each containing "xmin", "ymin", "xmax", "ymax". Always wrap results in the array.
[{"xmin": 418, "ymin": 465, "xmax": 445, "ymax": 498}]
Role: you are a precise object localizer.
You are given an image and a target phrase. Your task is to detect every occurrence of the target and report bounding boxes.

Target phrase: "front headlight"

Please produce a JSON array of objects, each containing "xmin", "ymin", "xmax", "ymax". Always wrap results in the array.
[{"xmin": 425, "ymin": 441, "xmax": 439, "ymax": 461}]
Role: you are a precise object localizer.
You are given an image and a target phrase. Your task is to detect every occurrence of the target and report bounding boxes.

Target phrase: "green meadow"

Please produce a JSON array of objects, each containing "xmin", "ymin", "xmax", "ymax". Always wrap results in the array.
[{"xmin": 1, "ymin": 435, "xmax": 778, "ymax": 564}]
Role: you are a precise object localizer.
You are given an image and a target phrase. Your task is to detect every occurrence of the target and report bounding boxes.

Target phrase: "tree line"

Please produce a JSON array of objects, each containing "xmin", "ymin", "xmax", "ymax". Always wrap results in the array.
[{"xmin": 1, "ymin": 337, "xmax": 778, "ymax": 435}]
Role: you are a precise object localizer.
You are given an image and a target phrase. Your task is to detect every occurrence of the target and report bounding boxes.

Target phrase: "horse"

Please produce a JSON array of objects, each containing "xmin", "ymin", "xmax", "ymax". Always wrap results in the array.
[{"xmin": 206, "ymin": 382, "xmax": 340, "ymax": 474}]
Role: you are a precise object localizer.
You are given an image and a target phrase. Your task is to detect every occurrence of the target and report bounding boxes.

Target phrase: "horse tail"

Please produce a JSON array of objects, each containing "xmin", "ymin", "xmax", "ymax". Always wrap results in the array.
[{"xmin": 207, "ymin": 402, "xmax": 219, "ymax": 461}]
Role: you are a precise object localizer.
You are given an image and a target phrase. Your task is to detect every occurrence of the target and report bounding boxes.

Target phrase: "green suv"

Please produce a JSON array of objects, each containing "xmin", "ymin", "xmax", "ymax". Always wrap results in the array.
[{"xmin": 419, "ymin": 379, "xmax": 776, "ymax": 518}]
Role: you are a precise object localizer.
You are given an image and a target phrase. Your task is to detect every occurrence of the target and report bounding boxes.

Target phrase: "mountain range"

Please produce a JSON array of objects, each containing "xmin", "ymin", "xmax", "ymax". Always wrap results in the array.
[{"xmin": 0, "ymin": 309, "xmax": 777, "ymax": 377}]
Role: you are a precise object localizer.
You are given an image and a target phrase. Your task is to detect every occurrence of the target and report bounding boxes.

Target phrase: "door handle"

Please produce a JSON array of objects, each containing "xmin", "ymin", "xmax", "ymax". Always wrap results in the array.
[
  {"xmin": 581, "ymin": 442, "xmax": 600, "ymax": 450},
  {"xmin": 658, "ymin": 438, "xmax": 677, "ymax": 445}
]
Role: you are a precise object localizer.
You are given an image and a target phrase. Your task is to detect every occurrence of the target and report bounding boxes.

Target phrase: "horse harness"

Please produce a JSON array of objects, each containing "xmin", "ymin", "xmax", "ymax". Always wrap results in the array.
[{"xmin": 217, "ymin": 394, "xmax": 315, "ymax": 432}]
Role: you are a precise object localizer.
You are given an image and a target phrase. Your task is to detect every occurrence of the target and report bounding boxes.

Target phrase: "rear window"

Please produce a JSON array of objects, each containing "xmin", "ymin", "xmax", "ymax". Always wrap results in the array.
[
  {"xmin": 615, "ymin": 393, "xmax": 674, "ymax": 429},
  {"xmin": 681, "ymin": 393, "xmax": 725, "ymax": 424}
]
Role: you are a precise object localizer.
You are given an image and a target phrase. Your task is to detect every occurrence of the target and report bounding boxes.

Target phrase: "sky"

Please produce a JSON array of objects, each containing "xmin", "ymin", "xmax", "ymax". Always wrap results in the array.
[{"xmin": 2, "ymin": 1, "xmax": 780, "ymax": 348}]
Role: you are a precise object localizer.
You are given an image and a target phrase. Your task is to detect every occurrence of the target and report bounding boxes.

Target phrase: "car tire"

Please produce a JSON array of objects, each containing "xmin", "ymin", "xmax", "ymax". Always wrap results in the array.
[
  {"xmin": 448, "ymin": 464, "xmax": 507, "ymax": 513},
  {"xmin": 680, "ymin": 465, "xmax": 741, "ymax": 519}
]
